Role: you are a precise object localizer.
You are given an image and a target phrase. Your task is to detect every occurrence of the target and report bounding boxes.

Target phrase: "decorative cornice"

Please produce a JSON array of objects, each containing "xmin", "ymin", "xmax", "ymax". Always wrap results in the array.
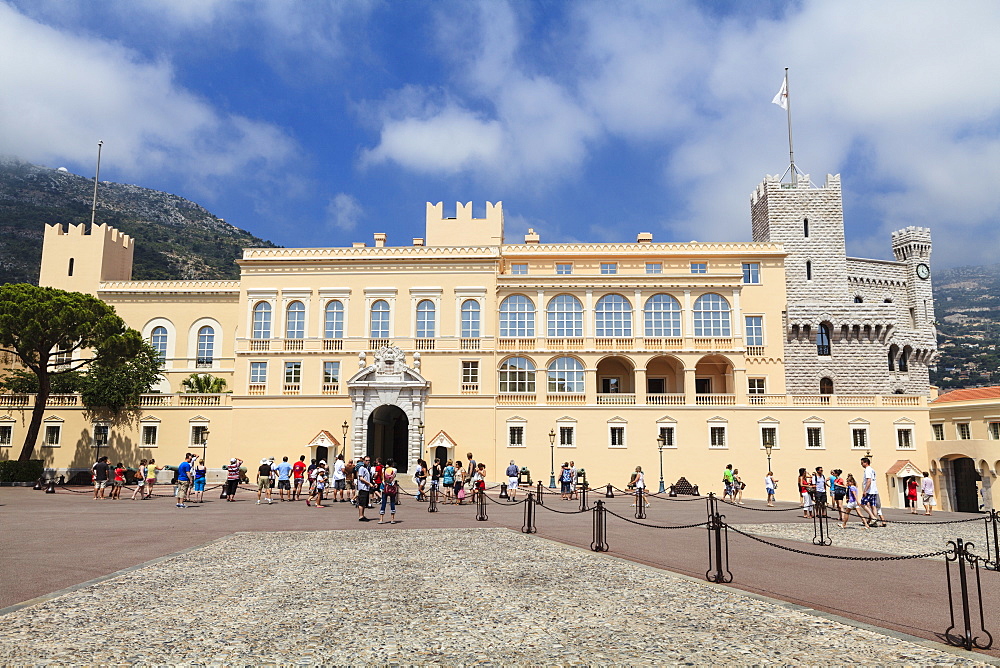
[{"xmin": 100, "ymin": 280, "xmax": 241, "ymax": 293}]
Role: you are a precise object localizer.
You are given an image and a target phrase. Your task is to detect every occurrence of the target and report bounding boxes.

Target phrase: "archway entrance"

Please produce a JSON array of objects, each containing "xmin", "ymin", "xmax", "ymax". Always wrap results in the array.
[
  {"xmin": 951, "ymin": 457, "xmax": 981, "ymax": 513},
  {"xmin": 367, "ymin": 405, "xmax": 409, "ymax": 473}
]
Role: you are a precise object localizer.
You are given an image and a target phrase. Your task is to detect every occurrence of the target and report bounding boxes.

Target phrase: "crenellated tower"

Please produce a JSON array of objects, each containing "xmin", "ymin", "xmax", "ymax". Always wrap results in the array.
[{"xmin": 38, "ymin": 223, "xmax": 134, "ymax": 295}]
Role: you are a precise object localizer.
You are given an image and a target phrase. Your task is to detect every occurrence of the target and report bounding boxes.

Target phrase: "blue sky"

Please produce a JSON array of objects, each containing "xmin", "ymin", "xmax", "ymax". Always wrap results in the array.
[{"xmin": 2, "ymin": 1, "xmax": 1000, "ymax": 269}]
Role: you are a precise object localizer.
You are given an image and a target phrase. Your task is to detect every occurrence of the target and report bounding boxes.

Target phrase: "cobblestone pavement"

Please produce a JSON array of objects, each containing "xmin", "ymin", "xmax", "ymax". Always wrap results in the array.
[
  {"xmin": 734, "ymin": 515, "xmax": 993, "ymax": 561},
  {"xmin": 0, "ymin": 528, "xmax": 984, "ymax": 666}
]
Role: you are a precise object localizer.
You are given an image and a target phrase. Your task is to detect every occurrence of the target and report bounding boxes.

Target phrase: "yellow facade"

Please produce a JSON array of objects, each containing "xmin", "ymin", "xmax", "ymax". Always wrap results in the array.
[
  {"xmin": 927, "ymin": 387, "xmax": 1000, "ymax": 512},
  {"xmin": 2, "ymin": 179, "xmax": 946, "ymax": 509}
]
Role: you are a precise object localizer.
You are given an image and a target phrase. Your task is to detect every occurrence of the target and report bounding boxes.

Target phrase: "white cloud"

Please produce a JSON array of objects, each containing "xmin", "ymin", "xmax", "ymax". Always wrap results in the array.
[
  {"xmin": 326, "ymin": 193, "xmax": 363, "ymax": 231},
  {"xmin": 0, "ymin": 3, "xmax": 297, "ymax": 192}
]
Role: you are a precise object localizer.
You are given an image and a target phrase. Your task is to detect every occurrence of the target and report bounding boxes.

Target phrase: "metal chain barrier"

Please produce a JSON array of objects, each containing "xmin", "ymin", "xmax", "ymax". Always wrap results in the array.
[
  {"xmin": 706, "ymin": 493, "xmax": 733, "ymax": 583},
  {"xmin": 522, "ymin": 492, "xmax": 537, "ymax": 534},
  {"xmin": 483, "ymin": 493, "xmax": 527, "ymax": 506},
  {"xmin": 605, "ymin": 508, "xmax": 709, "ymax": 530},
  {"xmin": 718, "ymin": 498, "xmax": 804, "ymax": 512},
  {"xmin": 725, "ymin": 524, "xmax": 951, "ymax": 561},
  {"xmin": 535, "ymin": 501, "xmax": 595, "ymax": 515},
  {"xmin": 945, "ymin": 538, "xmax": 994, "ymax": 651},
  {"xmin": 879, "ymin": 515, "xmax": 986, "ymax": 526},
  {"xmin": 475, "ymin": 489, "xmax": 488, "ymax": 521},
  {"xmin": 634, "ymin": 487, "xmax": 646, "ymax": 520},
  {"xmin": 590, "ymin": 500, "xmax": 608, "ymax": 552},
  {"xmin": 985, "ymin": 510, "xmax": 999, "ymax": 572}
]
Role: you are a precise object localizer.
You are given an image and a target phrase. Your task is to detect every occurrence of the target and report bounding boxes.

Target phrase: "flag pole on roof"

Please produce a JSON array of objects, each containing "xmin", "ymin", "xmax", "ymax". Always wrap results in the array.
[{"xmin": 771, "ymin": 68, "xmax": 797, "ymax": 186}]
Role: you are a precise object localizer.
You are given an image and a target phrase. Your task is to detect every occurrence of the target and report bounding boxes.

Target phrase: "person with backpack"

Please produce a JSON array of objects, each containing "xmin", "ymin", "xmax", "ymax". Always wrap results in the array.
[
  {"xmin": 505, "ymin": 460, "xmax": 520, "ymax": 501},
  {"xmin": 378, "ymin": 458, "xmax": 399, "ymax": 524},
  {"xmin": 559, "ymin": 462, "xmax": 573, "ymax": 500}
]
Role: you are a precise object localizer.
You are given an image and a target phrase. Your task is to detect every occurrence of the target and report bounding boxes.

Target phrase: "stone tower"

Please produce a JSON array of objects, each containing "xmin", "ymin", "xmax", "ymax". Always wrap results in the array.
[{"xmin": 38, "ymin": 223, "xmax": 134, "ymax": 295}]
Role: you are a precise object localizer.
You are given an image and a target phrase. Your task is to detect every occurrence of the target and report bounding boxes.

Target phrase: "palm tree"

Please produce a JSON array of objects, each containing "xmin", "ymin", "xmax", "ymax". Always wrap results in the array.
[{"xmin": 181, "ymin": 373, "xmax": 228, "ymax": 393}]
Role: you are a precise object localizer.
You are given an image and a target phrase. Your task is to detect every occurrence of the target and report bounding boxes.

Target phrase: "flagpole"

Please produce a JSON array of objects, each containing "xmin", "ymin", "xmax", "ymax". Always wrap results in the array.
[
  {"xmin": 90, "ymin": 140, "xmax": 103, "ymax": 227},
  {"xmin": 784, "ymin": 68, "xmax": 796, "ymax": 186}
]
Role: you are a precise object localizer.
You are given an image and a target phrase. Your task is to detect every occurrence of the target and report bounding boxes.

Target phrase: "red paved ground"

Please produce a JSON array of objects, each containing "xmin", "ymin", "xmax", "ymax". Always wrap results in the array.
[{"xmin": 1, "ymin": 485, "xmax": 997, "ymax": 659}]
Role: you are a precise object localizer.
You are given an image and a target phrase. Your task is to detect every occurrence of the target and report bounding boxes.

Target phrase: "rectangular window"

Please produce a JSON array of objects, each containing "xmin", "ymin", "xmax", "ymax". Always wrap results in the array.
[
  {"xmin": 932, "ymin": 423, "xmax": 945, "ymax": 440},
  {"xmin": 323, "ymin": 361, "xmax": 340, "ymax": 384},
  {"xmin": 508, "ymin": 426, "xmax": 524, "ymax": 447},
  {"xmin": 957, "ymin": 423, "xmax": 971, "ymax": 440},
  {"xmin": 462, "ymin": 361, "xmax": 480, "ymax": 384},
  {"xmin": 647, "ymin": 378, "xmax": 665, "ymax": 394},
  {"xmin": 93, "ymin": 424, "xmax": 109, "ymax": 447},
  {"xmin": 284, "ymin": 361, "xmax": 301, "ymax": 384},
  {"xmin": 990, "ymin": 422, "xmax": 1000, "ymax": 440},
  {"xmin": 191, "ymin": 425, "xmax": 208, "ymax": 446},
  {"xmin": 896, "ymin": 428, "xmax": 913, "ymax": 449},
  {"xmin": 852, "ymin": 428, "xmax": 868, "ymax": 450},
  {"xmin": 761, "ymin": 427, "xmax": 776, "ymax": 448},
  {"xmin": 659, "ymin": 426, "xmax": 675, "ymax": 447},
  {"xmin": 44, "ymin": 425, "xmax": 61, "ymax": 446},
  {"xmin": 559, "ymin": 426, "xmax": 575, "ymax": 447},
  {"xmin": 511, "ymin": 263, "xmax": 528, "ymax": 275},
  {"xmin": 250, "ymin": 362, "xmax": 268, "ymax": 384},
  {"xmin": 556, "ymin": 263, "xmax": 573, "ymax": 275},
  {"xmin": 690, "ymin": 262, "xmax": 707, "ymax": 274},
  {"xmin": 742, "ymin": 262, "xmax": 760, "ymax": 284},
  {"xmin": 745, "ymin": 316, "xmax": 764, "ymax": 346},
  {"xmin": 600, "ymin": 262, "xmax": 618, "ymax": 275},
  {"xmin": 748, "ymin": 378, "xmax": 766, "ymax": 395},
  {"xmin": 710, "ymin": 426, "xmax": 726, "ymax": 448},
  {"xmin": 142, "ymin": 425, "xmax": 158, "ymax": 447},
  {"xmin": 609, "ymin": 426, "xmax": 626, "ymax": 447},
  {"xmin": 645, "ymin": 263, "xmax": 662, "ymax": 275},
  {"xmin": 806, "ymin": 427, "xmax": 823, "ymax": 449},
  {"xmin": 0, "ymin": 425, "xmax": 11, "ymax": 446}
]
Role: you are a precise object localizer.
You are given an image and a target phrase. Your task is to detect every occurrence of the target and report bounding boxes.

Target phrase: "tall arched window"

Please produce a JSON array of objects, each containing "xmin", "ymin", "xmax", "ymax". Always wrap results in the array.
[
  {"xmin": 547, "ymin": 357, "xmax": 584, "ymax": 393},
  {"xmin": 416, "ymin": 300, "xmax": 436, "ymax": 338},
  {"xmin": 887, "ymin": 344, "xmax": 899, "ymax": 371},
  {"xmin": 285, "ymin": 301, "xmax": 305, "ymax": 339},
  {"xmin": 461, "ymin": 300, "xmax": 480, "ymax": 338},
  {"xmin": 693, "ymin": 293, "xmax": 731, "ymax": 336},
  {"xmin": 547, "ymin": 294, "xmax": 583, "ymax": 337},
  {"xmin": 151, "ymin": 326, "xmax": 168, "ymax": 360},
  {"xmin": 324, "ymin": 301, "xmax": 344, "ymax": 339},
  {"xmin": 644, "ymin": 294, "xmax": 682, "ymax": 337},
  {"xmin": 900, "ymin": 345, "xmax": 911, "ymax": 372},
  {"xmin": 370, "ymin": 300, "xmax": 390, "ymax": 338},
  {"xmin": 817, "ymin": 324, "xmax": 832, "ymax": 356},
  {"xmin": 499, "ymin": 295, "xmax": 535, "ymax": 338},
  {"xmin": 595, "ymin": 294, "xmax": 632, "ymax": 337},
  {"xmin": 499, "ymin": 357, "xmax": 535, "ymax": 393},
  {"xmin": 252, "ymin": 302, "xmax": 271, "ymax": 339},
  {"xmin": 820, "ymin": 377, "xmax": 834, "ymax": 394},
  {"xmin": 197, "ymin": 326, "xmax": 214, "ymax": 366}
]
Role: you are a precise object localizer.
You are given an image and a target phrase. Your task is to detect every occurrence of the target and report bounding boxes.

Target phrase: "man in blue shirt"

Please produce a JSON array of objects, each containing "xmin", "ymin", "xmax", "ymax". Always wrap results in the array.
[
  {"xmin": 274, "ymin": 456, "xmax": 294, "ymax": 502},
  {"xmin": 176, "ymin": 453, "xmax": 193, "ymax": 508}
]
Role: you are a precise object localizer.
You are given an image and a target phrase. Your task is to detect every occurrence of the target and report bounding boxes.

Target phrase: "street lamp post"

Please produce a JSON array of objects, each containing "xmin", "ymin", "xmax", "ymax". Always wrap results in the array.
[
  {"xmin": 764, "ymin": 443, "xmax": 773, "ymax": 473},
  {"xmin": 657, "ymin": 434, "xmax": 666, "ymax": 493},
  {"xmin": 341, "ymin": 420, "xmax": 349, "ymax": 459},
  {"xmin": 201, "ymin": 428, "xmax": 210, "ymax": 465},
  {"xmin": 418, "ymin": 418, "xmax": 425, "ymax": 464},
  {"xmin": 548, "ymin": 428, "xmax": 556, "ymax": 489}
]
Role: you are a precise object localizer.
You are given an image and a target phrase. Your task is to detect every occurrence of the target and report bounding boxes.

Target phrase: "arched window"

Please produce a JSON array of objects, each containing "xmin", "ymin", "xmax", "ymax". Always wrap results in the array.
[
  {"xmin": 806, "ymin": 260, "xmax": 813, "ymax": 280},
  {"xmin": 547, "ymin": 294, "xmax": 583, "ymax": 337},
  {"xmin": 547, "ymin": 357, "xmax": 584, "ymax": 393},
  {"xmin": 693, "ymin": 294, "xmax": 731, "ymax": 337},
  {"xmin": 803, "ymin": 217, "xmax": 809, "ymax": 237},
  {"xmin": 820, "ymin": 377, "xmax": 834, "ymax": 394},
  {"xmin": 817, "ymin": 324, "xmax": 832, "ymax": 356},
  {"xmin": 150, "ymin": 326, "xmax": 168, "ymax": 360},
  {"xmin": 595, "ymin": 294, "xmax": 632, "ymax": 337},
  {"xmin": 644, "ymin": 294, "xmax": 682, "ymax": 337},
  {"xmin": 499, "ymin": 295, "xmax": 535, "ymax": 338},
  {"xmin": 416, "ymin": 300, "xmax": 436, "ymax": 338},
  {"xmin": 888, "ymin": 344, "xmax": 899, "ymax": 371},
  {"xmin": 252, "ymin": 302, "xmax": 271, "ymax": 339},
  {"xmin": 461, "ymin": 300, "xmax": 480, "ymax": 338},
  {"xmin": 197, "ymin": 326, "xmax": 214, "ymax": 366},
  {"xmin": 900, "ymin": 345, "xmax": 911, "ymax": 372},
  {"xmin": 499, "ymin": 357, "xmax": 535, "ymax": 393},
  {"xmin": 370, "ymin": 300, "xmax": 390, "ymax": 338},
  {"xmin": 324, "ymin": 301, "xmax": 344, "ymax": 339},
  {"xmin": 285, "ymin": 301, "xmax": 305, "ymax": 339}
]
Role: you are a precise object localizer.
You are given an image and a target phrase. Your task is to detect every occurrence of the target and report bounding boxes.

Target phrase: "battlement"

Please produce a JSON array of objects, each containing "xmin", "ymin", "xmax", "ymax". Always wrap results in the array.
[
  {"xmin": 891, "ymin": 226, "xmax": 932, "ymax": 246},
  {"xmin": 40, "ymin": 223, "xmax": 134, "ymax": 294},
  {"xmin": 750, "ymin": 173, "xmax": 841, "ymax": 205},
  {"xmin": 45, "ymin": 223, "xmax": 134, "ymax": 250},
  {"xmin": 891, "ymin": 226, "xmax": 932, "ymax": 261},
  {"xmin": 425, "ymin": 202, "xmax": 504, "ymax": 247}
]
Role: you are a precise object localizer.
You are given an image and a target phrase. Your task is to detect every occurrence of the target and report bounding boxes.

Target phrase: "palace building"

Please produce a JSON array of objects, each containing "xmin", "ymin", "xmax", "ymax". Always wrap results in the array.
[{"xmin": 2, "ymin": 171, "xmax": 967, "ymax": 509}]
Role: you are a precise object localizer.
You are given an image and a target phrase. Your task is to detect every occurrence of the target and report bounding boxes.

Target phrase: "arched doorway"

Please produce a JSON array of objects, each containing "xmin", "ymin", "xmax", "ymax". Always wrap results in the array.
[
  {"xmin": 367, "ymin": 405, "xmax": 409, "ymax": 473},
  {"xmin": 951, "ymin": 457, "xmax": 981, "ymax": 513},
  {"xmin": 315, "ymin": 445, "xmax": 328, "ymax": 464}
]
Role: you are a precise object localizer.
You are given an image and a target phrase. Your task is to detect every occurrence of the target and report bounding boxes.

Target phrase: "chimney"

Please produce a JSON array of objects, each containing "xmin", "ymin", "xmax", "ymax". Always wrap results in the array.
[
  {"xmin": 637, "ymin": 232, "xmax": 653, "ymax": 244},
  {"xmin": 524, "ymin": 228, "xmax": 540, "ymax": 244},
  {"xmin": 374, "ymin": 232, "xmax": 387, "ymax": 247},
  {"xmin": 413, "ymin": 238, "xmax": 425, "ymax": 247}
]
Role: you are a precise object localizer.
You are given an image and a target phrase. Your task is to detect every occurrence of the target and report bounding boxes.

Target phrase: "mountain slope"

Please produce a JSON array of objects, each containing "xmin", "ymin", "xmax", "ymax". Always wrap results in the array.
[
  {"xmin": 0, "ymin": 159, "xmax": 279, "ymax": 284},
  {"xmin": 930, "ymin": 262, "xmax": 1000, "ymax": 388}
]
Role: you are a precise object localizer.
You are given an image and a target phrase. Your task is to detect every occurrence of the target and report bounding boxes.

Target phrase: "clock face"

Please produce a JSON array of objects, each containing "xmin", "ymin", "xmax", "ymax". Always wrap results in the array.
[{"xmin": 916, "ymin": 263, "xmax": 930, "ymax": 280}]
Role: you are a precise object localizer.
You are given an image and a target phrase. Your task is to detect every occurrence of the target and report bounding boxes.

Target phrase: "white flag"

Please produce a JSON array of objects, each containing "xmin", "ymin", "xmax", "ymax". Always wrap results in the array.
[{"xmin": 771, "ymin": 77, "xmax": 788, "ymax": 110}]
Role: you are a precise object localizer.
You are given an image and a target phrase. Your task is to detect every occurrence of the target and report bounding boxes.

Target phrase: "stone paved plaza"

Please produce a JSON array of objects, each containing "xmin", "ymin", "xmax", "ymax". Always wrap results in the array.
[{"xmin": 0, "ymin": 528, "xmax": 986, "ymax": 666}]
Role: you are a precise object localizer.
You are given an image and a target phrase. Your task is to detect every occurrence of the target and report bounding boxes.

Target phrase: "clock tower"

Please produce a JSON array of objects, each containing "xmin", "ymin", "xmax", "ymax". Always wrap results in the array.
[{"xmin": 891, "ymin": 226, "xmax": 935, "ymax": 333}]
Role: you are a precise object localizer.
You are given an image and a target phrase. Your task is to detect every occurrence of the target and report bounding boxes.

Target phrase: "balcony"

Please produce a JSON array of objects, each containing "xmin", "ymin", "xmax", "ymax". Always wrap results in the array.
[
  {"xmin": 461, "ymin": 383, "xmax": 479, "ymax": 394},
  {"xmin": 415, "ymin": 338, "xmax": 435, "ymax": 350},
  {"xmin": 693, "ymin": 337, "xmax": 734, "ymax": 350},
  {"xmin": 695, "ymin": 393, "xmax": 736, "ymax": 406},
  {"xmin": 248, "ymin": 384, "xmax": 266, "ymax": 396},
  {"xmin": 546, "ymin": 337, "xmax": 584, "ymax": 350},
  {"xmin": 370, "ymin": 339, "xmax": 390, "ymax": 350},
  {"xmin": 748, "ymin": 394, "xmax": 788, "ymax": 406},
  {"xmin": 745, "ymin": 346, "xmax": 765, "ymax": 357},
  {"xmin": 249, "ymin": 340, "xmax": 270, "ymax": 351},
  {"xmin": 597, "ymin": 393, "xmax": 635, "ymax": 405},
  {"xmin": 282, "ymin": 383, "xmax": 301, "ymax": 395},
  {"xmin": 596, "ymin": 337, "xmax": 634, "ymax": 351},
  {"xmin": 322, "ymin": 383, "xmax": 339, "ymax": 395},
  {"xmin": 793, "ymin": 395, "xmax": 832, "ymax": 406},
  {"xmin": 460, "ymin": 338, "xmax": 481, "ymax": 351},
  {"xmin": 323, "ymin": 338, "xmax": 344, "ymax": 351},
  {"xmin": 284, "ymin": 339, "xmax": 304, "ymax": 351},
  {"xmin": 642, "ymin": 337, "xmax": 683, "ymax": 350},
  {"xmin": 498, "ymin": 393, "xmax": 536, "ymax": 406},
  {"xmin": 546, "ymin": 393, "xmax": 586, "ymax": 405},
  {"xmin": 499, "ymin": 338, "xmax": 536, "ymax": 351},
  {"xmin": 645, "ymin": 393, "xmax": 685, "ymax": 406}
]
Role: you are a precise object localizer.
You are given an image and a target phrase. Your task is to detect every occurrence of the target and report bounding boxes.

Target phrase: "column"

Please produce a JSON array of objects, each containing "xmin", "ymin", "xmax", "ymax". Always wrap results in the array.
[
  {"xmin": 684, "ymin": 368, "xmax": 697, "ymax": 405},
  {"xmin": 634, "ymin": 367, "xmax": 647, "ymax": 405}
]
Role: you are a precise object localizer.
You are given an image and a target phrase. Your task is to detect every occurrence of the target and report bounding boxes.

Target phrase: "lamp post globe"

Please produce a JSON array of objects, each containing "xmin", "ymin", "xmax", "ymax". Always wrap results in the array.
[
  {"xmin": 548, "ymin": 428, "xmax": 556, "ymax": 489},
  {"xmin": 657, "ymin": 434, "xmax": 666, "ymax": 493}
]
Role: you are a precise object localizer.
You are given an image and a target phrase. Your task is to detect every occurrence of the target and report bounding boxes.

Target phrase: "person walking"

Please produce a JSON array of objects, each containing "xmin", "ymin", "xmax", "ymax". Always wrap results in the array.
[
  {"xmin": 225, "ymin": 458, "xmax": 242, "ymax": 501},
  {"xmin": 732, "ymin": 468, "xmax": 745, "ymax": 504},
  {"xmin": 906, "ymin": 476, "xmax": 919, "ymax": 514},
  {"xmin": 860, "ymin": 457, "xmax": 884, "ymax": 526},
  {"xmin": 130, "ymin": 459, "xmax": 147, "ymax": 501},
  {"xmin": 569, "ymin": 461, "xmax": 578, "ymax": 501},
  {"xmin": 506, "ymin": 460, "xmax": 519, "ymax": 501},
  {"xmin": 256, "ymin": 458, "xmax": 274, "ymax": 505},
  {"xmin": 332, "ymin": 454, "xmax": 347, "ymax": 503},
  {"xmin": 921, "ymin": 472, "xmax": 936, "ymax": 515},
  {"xmin": 431, "ymin": 458, "xmax": 442, "ymax": 498},
  {"xmin": 356, "ymin": 456, "xmax": 373, "ymax": 521},
  {"xmin": 453, "ymin": 461, "xmax": 466, "ymax": 505},
  {"xmin": 292, "ymin": 455, "xmax": 307, "ymax": 501},
  {"xmin": 144, "ymin": 459, "xmax": 162, "ymax": 499},
  {"xmin": 559, "ymin": 462, "xmax": 572, "ymax": 500},
  {"xmin": 274, "ymin": 456, "xmax": 293, "ymax": 502},
  {"xmin": 110, "ymin": 462, "xmax": 126, "ymax": 500},
  {"xmin": 722, "ymin": 464, "xmax": 735, "ymax": 502},
  {"xmin": 413, "ymin": 459, "xmax": 427, "ymax": 502},
  {"xmin": 378, "ymin": 458, "xmax": 399, "ymax": 524},
  {"xmin": 829, "ymin": 469, "xmax": 846, "ymax": 517},
  {"xmin": 839, "ymin": 473, "xmax": 870, "ymax": 529},
  {"xmin": 764, "ymin": 471, "xmax": 777, "ymax": 506},
  {"xmin": 633, "ymin": 466, "xmax": 647, "ymax": 509},
  {"xmin": 797, "ymin": 467, "xmax": 814, "ymax": 519},
  {"xmin": 191, "ymin": 458, "xmax": 207, "ymax": 503},
  {"xmin": 307, "ymin": 463, "xmax": 328, "ymax": 507},
  {"xmin": 442, "ymin": 459, "xmax": 456, "ymax": 503},
  {"xmin": 811, "ymin": 466, "xmax": 827, "ymax": 516},
  {"xmin": 175, "ymin": 453, "xmax": 193, "ymax": 508},
  {"xmin": 92, "ymin": 456, "xmax": 111, "ymax": 500}
]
